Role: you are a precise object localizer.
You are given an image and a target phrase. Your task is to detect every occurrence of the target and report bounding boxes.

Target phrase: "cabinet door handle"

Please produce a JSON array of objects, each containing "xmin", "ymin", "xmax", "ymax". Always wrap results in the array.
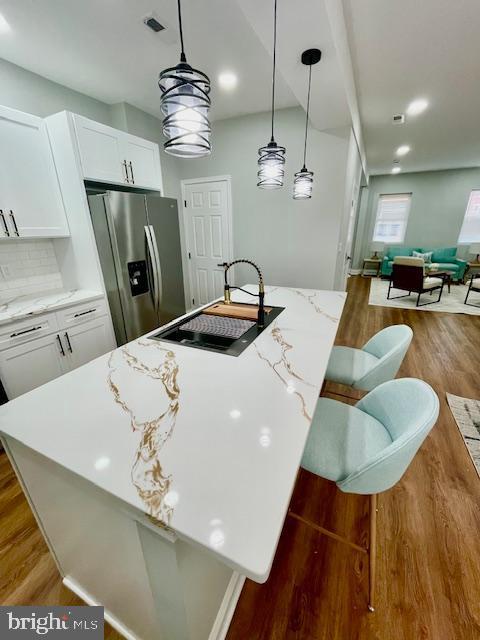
[
  {"xmin": 0, "ymin": 210, "xmax": 9, "ymax": 237},
  {"xmin": 9, "ymin": 211, "xmax": 19, "ymax": 236},
  {"xmin": 10, "ymin": 325, "xmax": 42, "ymax": 338},
  {"xmin": 122, "ymin": 159, "xmax": 129, "ymax": 183},
  {"xmin": 64, "ymin": 331, "xmax": 73, "ymax": 353},
  {"xmin": 56, "ymin": 334, "xmax": 65, "ymax": 356},
  {"xmin": 73, "ymin": 308, "xmax": 96, "ymax": 318},
  {"xmin": 128, "ymin": 161, "xmax": 135, "ymax": 184}
]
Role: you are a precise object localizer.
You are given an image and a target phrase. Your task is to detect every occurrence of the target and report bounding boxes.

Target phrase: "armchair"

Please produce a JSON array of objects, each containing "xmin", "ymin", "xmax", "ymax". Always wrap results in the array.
[
  {"xmin": 464, "ymin": 274, "xmax": 480, "ymax": 307},
  {"xmin": 387, "ymin": 257, "xmax": 445, "ymax": 307}
]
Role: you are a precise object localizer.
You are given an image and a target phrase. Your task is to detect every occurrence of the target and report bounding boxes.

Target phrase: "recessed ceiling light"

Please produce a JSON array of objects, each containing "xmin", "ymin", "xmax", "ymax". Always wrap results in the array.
[
  {"xmin": 218, "ymin": 72, "xmax": 238, "ymax": 90},
  {"xmin": 406, "ymin": 99, "xmax": 428, "ymax": 116},
  {"xmin": 396, "ymin": 145, "xmax": 410, "ymax": 156},
  {"xmin": 391, "ymin": 166, "xmax": 401, "ymax": 174},
  {"xmin": 0, "ymin": 12, "xmax": 11, "ymax": 33}
]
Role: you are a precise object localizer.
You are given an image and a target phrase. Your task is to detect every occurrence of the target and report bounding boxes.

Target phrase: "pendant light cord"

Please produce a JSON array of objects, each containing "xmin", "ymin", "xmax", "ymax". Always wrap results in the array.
[
  {"xmin": 177, "ymin": 0, "xmax": 186, "ymax": 63},
  {"xmin": 270, "ymin": 0, "xmax": 278, "ymax": 141},
  {"xmin": 302, "ymin": 64, "xmax": 312, "ymax": 168}
]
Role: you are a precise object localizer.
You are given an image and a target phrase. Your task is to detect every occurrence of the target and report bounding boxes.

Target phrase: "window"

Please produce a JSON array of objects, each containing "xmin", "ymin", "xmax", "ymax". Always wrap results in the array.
[
  {"xmin": 458, "ymin": 190, "xmax": 480, "ymax": 244},
  {"xmin": 372, "ymin": 193, "xmax": 411, "ymax": 244}
]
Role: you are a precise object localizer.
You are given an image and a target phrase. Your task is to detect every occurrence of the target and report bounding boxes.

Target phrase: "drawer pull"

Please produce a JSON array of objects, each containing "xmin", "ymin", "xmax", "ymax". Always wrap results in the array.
[
  {"xmin": 0, "ymin": 210, "xmax": 9, "ymax": 237},
  {"xmin": 64, "ymin": 331, "xmax": 73, "ymax": 353},
  {"xmin": 9, "ymin": 211, "xmax": 19, "ymax": 237},
  {"xmin": 56, "ymin": 334, "xmax": 65, "ymax": 356},
  {"xmin": 73, "ymin": 308, "xmax": 96, "ymax": 318},
  {"xmin": 10, "ymin": 325, "xmax": 42, "ymax": 338}
]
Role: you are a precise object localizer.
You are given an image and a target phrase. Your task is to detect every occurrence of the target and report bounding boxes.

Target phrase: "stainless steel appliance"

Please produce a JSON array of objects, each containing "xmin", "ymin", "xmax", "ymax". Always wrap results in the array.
[{"xmin": 88, "ymin": 190, "xmax": 185, "ymax": 345}]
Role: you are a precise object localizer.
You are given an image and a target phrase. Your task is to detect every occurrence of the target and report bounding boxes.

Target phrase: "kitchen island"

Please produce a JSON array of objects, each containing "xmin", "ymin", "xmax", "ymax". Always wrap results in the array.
[{"xmin": 0, "ymin": 285, "xmax": 346, "ymax": 640}]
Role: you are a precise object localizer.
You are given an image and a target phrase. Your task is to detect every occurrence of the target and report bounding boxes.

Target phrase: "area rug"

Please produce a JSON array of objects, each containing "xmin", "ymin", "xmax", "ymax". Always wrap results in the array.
[
  {"xmin": 447, "ymin": 393, "xmax": 480, "ymax": 476},
  {"xmin": 368, "ymin": 278, "xmax": 480, "ymax": 315}
]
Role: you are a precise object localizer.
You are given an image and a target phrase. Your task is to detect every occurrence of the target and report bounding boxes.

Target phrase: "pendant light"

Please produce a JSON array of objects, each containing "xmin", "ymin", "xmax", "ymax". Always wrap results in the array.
[
  {"xmin": 257, "ymin": 0, "xmax": 286, "ymax": 189},
  {"xmin": 293, "ymin": 48, "xmax": 321, "ymax": 200},
  {"xmin": 158, "ymin": 0, "xmax": 211, "ymax": 158}
]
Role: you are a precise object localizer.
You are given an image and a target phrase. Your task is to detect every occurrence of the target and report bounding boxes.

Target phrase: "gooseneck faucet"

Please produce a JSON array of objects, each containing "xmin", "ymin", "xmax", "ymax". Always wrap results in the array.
[{"xmin": 217, "ymin": 259, "xmax": 265, "ymax": 327}]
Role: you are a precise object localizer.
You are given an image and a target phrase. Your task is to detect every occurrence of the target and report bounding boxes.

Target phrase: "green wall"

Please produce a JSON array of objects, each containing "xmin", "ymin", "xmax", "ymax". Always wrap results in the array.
[
  {"xmin": 353, "ymin": 167, "xmax": 480, "ymax": 268},
  {"xmin": 175, "ymin": 108, "xmax": 350, "ymax": 289}
]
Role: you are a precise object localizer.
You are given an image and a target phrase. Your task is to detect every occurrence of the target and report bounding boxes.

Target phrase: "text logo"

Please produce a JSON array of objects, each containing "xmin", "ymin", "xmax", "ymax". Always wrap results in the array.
[{"xmin": 0, "ymin": 606, "xmax": 103, "ymax": 639}]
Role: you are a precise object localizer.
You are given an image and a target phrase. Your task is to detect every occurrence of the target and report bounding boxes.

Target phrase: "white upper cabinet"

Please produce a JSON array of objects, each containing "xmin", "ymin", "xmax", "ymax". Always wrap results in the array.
[
  {"xmin": 0, "ymin": 106, "xmax": 69, "ymax": 238},
  {"xmin": 73, "ymin": 115, "xmax": 163, "ymax": 191}
]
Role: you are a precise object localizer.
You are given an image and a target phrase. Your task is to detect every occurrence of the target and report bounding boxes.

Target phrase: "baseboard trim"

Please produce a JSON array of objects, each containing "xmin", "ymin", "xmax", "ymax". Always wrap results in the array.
[
  {"xmin": 208, "ymin": 572, "xmax": 246, "ymax": 640},
  {"xmin": 63, "ymin": 576, "xmax": 141, "ymax": 640}
]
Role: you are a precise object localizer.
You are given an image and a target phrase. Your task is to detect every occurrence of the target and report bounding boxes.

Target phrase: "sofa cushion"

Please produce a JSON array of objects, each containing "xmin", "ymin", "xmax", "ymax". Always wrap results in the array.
[
  {"xmin": 430, "ymin": 247, "xmax": 457, "ymax": 262},
  {"xmin": 413, "ymin": 250, "xmax": 433, "ymax": 263}
]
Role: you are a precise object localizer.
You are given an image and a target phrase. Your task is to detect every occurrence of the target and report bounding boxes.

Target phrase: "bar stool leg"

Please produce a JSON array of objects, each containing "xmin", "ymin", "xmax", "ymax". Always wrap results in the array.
[{"xmin": 368, "ymin": 493, "xmax": 377, "ymax": 612}]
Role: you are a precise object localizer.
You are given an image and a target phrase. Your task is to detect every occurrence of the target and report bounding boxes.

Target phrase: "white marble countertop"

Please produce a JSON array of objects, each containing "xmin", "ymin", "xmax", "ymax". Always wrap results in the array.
[
  {"xmin": 0, "ymin": 289, "xmax": 104, "ymax": 325},
  {"xmin": 0, "ymin": 285, "xmax": 346, "ymax": 582}
]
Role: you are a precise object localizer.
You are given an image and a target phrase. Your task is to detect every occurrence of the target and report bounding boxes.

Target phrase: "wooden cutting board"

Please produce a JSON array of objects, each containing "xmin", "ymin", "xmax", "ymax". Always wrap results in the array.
[{"xmin": 204, "ymin": 302, "xmax": 272, "ymax": 321}]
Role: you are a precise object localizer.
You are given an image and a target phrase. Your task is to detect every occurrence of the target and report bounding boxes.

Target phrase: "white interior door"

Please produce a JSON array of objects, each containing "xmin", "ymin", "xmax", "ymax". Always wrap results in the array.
[
  {"xmin": 183, "ymin": 179, "xmax": 232, "ymax": 308},
  {"xmin": 342, "ymin": 178, "xmax": 360, "ymax": 288}
]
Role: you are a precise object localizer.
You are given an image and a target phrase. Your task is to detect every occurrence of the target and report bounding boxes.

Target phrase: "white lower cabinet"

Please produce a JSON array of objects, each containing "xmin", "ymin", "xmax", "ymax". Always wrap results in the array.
[
  {"xmin": 0, "ymin": 299, "xmax": 115, "ymax": 400},
  {"xmin": 61, "ymin": 316, "xmax": 113, "ymax": 370},
  {"xmin": 0, "ymin": 333, "xmax": 68, "ymax": 399}
]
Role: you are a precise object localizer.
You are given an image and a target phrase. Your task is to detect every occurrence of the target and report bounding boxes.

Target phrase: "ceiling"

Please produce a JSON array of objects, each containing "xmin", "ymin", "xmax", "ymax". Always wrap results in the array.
[
  {"xmin": 343, "ymin": 0, "xmax": 480, "ymax": 175},
  {"xmin": 0, "ymin": 0, "xmax": 353, "ymax": 130}
]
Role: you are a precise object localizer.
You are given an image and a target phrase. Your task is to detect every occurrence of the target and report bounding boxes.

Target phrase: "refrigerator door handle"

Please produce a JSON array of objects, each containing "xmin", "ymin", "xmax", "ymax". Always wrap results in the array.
[
  {"xmin": 144, "ymin": 225, "xmax": 158, "ymax": 311},
  {"xmin": 149, "ymin": 224, "xmax": 163, "ymax": 311}
]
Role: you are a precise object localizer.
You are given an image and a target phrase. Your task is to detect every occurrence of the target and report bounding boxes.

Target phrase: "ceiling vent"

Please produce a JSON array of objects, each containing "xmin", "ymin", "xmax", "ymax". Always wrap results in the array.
[
  {"xmin": 392, "ymin": 114, "xmax": 405, "ymax": 125},
  {"xmin": 144, "ymin": 16, "xmax": 165, "ymax": 32}
]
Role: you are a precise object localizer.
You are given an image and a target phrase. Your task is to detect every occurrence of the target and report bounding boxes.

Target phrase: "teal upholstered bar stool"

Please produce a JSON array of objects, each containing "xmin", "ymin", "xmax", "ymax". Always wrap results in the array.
[
  {"xmin": 292, "ymin": 378, "xmax": 439, "ymax": 612},
  {"xmin": 325, "ymin": 325, "xmax": 413, "ymax": 392}
]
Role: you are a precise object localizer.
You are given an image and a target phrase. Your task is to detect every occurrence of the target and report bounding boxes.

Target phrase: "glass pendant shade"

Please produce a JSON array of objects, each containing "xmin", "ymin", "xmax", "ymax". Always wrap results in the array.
[
  {"xmin": 159, "ymin": 62, "xmax": 211, "ymax": 158},
  {"xmin": 257, "ymin": 140, "xmax": 286, "ymax": 189},
  {"xmin": 293, "ymin": 166, "xmax": 314, "ymax": 199}
]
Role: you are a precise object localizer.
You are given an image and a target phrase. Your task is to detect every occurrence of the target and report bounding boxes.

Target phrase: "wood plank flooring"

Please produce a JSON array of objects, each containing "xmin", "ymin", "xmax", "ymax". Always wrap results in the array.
[{"xmin": 1, "ymin": 276, "xmax": 479, "ymax": 639}]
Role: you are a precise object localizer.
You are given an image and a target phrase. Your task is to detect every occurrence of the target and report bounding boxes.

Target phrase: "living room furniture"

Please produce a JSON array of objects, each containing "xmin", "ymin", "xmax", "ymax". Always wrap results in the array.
[
  {"xmin": 464, "ymin": 274, "xmax": 480, "ymax": 307},
  {"xmin": 462, "ymin": 262, "xmax": 480, "ymax": 284},
  {"xmin": 469, "ymin": 243, "xmax": 480, "ymax": 262},
  {"xmin": 387, "ymin": 256, "xmax": 445, "ymax": 306},
  {"xmin": 296, "ymin": 378, "xmax": 439, "ymax": 612},
  {"xmin": 381, "ymin": 246, "xmax": 467, "ymax": 282},
  {"xmin": 426, "ymin": 268, "xmax": 455, "ymax": 293},
  {"xmin": 325, "ymin": 324, "xmax": 413, "ymax": 392},
  {"xmin": 362, "ymin": 257, "xmax": 382, "ymax": 277}
]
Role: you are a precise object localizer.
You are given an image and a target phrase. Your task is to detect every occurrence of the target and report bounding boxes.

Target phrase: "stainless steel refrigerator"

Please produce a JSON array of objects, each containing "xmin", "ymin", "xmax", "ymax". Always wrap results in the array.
[{"xmin": 88, "ymin": 190, "xmax": 185, "ymax": 345}]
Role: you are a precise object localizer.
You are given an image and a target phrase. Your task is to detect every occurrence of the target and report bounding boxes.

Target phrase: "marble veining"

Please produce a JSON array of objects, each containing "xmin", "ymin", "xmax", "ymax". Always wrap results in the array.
[
  {"xmin": 107, "ymin": 340, "xmax": 180, "ymax": 525},
  {"xmin": 288, "ymin": 288, "xmax": 339, "ymax": 323},
  {"xmin": 254, "ymin": 323, "xmax": 313, "ymax": 422},
  {"xmin": 0, "ymin": 289, "xmax": 104, "ymax": 326}
]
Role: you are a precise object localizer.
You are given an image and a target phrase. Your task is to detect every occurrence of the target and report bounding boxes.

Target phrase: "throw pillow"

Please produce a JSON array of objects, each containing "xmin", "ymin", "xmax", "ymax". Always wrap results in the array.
[{"xmin": 412, "ymin": 250, "xmax": 433, "ymax": 263}]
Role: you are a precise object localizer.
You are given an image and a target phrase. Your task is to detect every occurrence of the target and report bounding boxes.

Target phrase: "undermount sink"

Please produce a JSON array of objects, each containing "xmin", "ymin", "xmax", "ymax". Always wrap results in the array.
[{"xmin": 149, "ymin": 303, "xmax": 284, "ymax": 356}]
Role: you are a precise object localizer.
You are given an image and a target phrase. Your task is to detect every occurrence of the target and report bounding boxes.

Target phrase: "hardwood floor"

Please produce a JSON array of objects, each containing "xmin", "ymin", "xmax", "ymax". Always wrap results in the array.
[{"xmin": 1, "ymin": 275, "xmax": 479, "ymax": 639}]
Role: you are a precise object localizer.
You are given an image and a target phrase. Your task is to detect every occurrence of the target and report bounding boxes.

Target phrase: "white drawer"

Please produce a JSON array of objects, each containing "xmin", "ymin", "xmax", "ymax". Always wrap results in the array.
[
  {"xmin": 56, "ymin": 297, "xmax": 107, "ymax": 329},
  {"xmin": 0, "ymin": 312, "xmax": 59, "ymax": 350}
]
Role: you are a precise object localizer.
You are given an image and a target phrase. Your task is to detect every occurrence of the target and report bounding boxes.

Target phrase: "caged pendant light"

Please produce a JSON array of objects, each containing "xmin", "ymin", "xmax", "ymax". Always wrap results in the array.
[
  {"xmin": 257, "ymin": 0, "xmax": 286, "ymax": 189},
  {"xmin": 158, "ymin": 0, "xmax": 211, "ymax": 158},
  {"xmin": 293, "ymin": 48, "xmax": 321, "ymax": 200}
]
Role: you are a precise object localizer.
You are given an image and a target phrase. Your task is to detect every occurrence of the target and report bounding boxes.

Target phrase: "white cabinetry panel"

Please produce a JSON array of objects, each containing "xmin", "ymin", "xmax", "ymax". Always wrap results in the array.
[
  {"xmin": 0, "ymin": 333, "xmax": 67, "ymax": 399},
  {"xmin": 0, "ymin": 106, "xmax": 69, "ymax": 238}
]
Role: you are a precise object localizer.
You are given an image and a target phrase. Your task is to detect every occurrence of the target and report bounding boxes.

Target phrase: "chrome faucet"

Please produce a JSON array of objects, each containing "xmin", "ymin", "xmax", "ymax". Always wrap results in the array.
[{"xmin": 217, "ymin": 259, "xmax": 265, "ymax": 327}]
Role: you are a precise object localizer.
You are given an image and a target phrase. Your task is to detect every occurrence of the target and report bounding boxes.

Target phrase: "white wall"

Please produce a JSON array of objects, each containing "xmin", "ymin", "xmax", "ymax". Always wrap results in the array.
[{"xmin": 175, "ymin": 107, "xmax": 350, "ymax": 291}]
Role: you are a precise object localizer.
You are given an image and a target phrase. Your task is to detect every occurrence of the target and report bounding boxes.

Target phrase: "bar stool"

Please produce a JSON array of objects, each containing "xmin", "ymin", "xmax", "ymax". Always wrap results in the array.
[
  {"xmin": 291, "ymin": 377, "xmax": 439, "ymax": 611},
  {"xmin": 325, "ymin": 324, "xmax": 413, "ymax": 393}
]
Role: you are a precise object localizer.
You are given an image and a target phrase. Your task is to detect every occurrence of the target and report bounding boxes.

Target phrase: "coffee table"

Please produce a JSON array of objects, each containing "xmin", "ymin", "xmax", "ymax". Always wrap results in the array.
[{"xmin": 427, "ymin": 269, "xmax": 455, "ymax": 293}]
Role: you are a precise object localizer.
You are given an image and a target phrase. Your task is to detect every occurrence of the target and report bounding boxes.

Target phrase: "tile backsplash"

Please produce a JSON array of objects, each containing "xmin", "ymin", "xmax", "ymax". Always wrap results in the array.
[{"xmin": 0, "ymin": 240, "xmax": 63, "ymax": 302}]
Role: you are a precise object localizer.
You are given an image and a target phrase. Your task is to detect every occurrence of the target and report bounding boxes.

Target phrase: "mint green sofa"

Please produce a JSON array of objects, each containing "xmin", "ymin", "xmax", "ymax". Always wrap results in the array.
[{"xmin": 381, "ymin": 246, "xmax": 467, "ymax": 281}]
